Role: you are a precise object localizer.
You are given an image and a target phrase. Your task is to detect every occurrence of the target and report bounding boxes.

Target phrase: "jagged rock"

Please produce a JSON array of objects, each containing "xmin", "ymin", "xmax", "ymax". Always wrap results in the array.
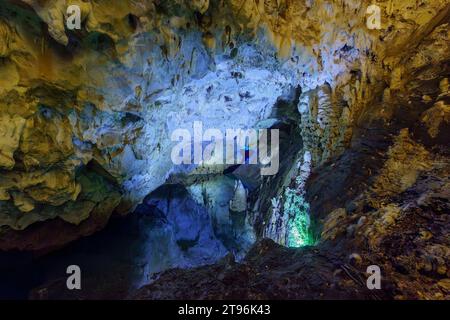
[
  {"xmin": 421, "ymin": 101, "xmax": 450, "ymax": 138},
  {"xmin": 0, "ymin": 2, "xmax": 447, "ymax": 304},
  {"xmin": 0, "ymin": 168, "xmax": 122, "ymax": 250},
  {"xmin": 349, "ymin": 253, "xmax": 362, "ymax": 266},
  {"xmin": 371, "ymin": 129, "xmax": 431, "ymax": 198},
  {"xmin": 0, "ymin": 114, "xmax": 26, "ymax": 169},
  {"xmin": 321, "ymin": 208, "xmax": 347, "ymax": 241}
]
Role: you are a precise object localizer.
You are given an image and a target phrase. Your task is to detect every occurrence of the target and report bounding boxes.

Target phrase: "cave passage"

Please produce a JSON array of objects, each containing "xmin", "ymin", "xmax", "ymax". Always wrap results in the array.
[
  {"xmin": 1, "ymin": 0, "xmax": 448, "ymax": 302},
  {"xmin": 0, "ymin": 184, "xmax": 235, "ymax": 299}
]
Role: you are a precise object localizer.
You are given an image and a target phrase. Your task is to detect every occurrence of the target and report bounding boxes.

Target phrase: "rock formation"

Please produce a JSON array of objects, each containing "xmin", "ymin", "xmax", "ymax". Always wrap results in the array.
[
  {"xmin": 0, "ymin": 0, "xmax": 448, "ymax": 299},
  {"xmin": 229, "ymin": 180, "xmax": 247, "ymax": 213}
]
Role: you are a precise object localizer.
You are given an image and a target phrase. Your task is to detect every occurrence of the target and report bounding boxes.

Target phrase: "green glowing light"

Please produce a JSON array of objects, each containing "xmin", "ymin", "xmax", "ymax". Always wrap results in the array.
[{"xmin": 283, "ymin": 188, "xmax": 314, "ymax": 247}]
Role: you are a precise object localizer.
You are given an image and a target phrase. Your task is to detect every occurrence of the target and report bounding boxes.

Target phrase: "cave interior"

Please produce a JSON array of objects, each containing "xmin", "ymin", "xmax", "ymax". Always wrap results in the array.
[{"xmin": 0, "ymin": 0, "xmax": 449, "ymax": 300}]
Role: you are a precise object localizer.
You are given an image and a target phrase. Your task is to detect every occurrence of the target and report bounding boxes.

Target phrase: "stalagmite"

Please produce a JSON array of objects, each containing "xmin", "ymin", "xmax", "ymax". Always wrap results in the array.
[{"xmin": 229, "ymin": 180, "xmax": 248, "ymax": 213}]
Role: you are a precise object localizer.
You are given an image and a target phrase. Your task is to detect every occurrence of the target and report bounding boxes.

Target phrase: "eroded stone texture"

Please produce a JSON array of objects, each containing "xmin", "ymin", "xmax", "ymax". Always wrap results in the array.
[
  {"xmin": 0, "ymin": 114, "xmax": 26, "ymax": 169},
  {"xmin": 0, "ymin": 1, "xmax": 448, "ymax": 294}
]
